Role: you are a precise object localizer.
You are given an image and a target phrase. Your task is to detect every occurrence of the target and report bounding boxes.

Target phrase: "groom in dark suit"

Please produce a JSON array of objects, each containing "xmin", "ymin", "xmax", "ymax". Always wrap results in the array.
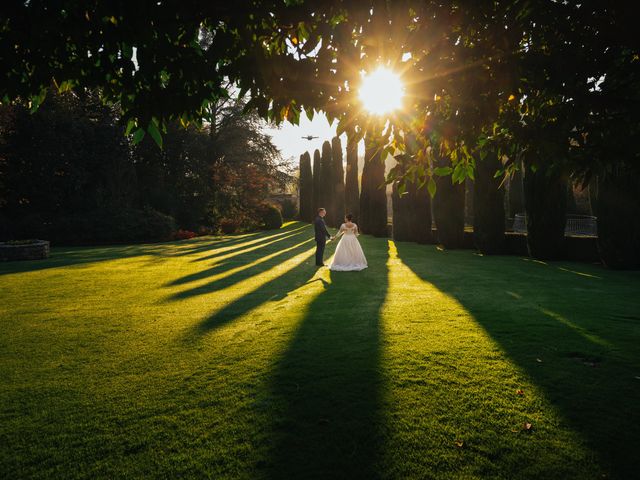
[{"xmin": 314, "ymin": 208, "xmax": 333, "ymax": 266}]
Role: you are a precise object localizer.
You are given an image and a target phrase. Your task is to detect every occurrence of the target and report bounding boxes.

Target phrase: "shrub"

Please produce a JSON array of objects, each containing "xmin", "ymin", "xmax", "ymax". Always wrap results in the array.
[
  {"xmin": 44, "ymin": 207, "xmax": 176, "ymax": 245},
  {"xmin": 0, "ymin": 212, "xmax": 10, "ymax": 241},
  {"xmin": 175, "ymin": 229, "xmax": 197, "ymax": 240},
  {"xmin": 258, "ymin": 203, "xmax": 283, "ymax": 230},
  {"xmin": 281, "ymin": 198, "xmax": 298, "ymax": 220},
  {"xmin": 12, "ymin": 213, "xmax": 49, "ymax": 240},
  {"xmin": 219, "ymin": 218, "xmax": 241, "ymax": 234}
]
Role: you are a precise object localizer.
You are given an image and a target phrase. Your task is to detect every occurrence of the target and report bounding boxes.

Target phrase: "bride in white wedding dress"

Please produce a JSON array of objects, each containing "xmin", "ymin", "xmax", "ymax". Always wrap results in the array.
[{"xmin": 329, "ymin": 214, "xmax": 368, "ymax": 271}]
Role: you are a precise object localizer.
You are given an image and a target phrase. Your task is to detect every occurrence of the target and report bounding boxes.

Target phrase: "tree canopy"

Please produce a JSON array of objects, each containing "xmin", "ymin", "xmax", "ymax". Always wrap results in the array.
[{"xmin": 1, "ymin": 1, "xmax": 638, "ymax": 183}]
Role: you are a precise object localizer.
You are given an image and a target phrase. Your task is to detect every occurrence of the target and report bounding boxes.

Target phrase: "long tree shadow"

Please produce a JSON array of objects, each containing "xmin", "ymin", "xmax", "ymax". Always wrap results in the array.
[
  {"xmin": 0, "ymin": 222, "xmax": 311, "ymax": 277},
  {"xmin": 0, "ymin": 243, "xmax": 168, "ymax": 276},
  {"xmin": 262, "ymin": 238, "xmax": 390, "ymax": 479},
  {"xmin": 394, "ymin": 242, "xmax": 640, "ymax": 479},
  {"xmin": 167, "ymin": 230, "xmax": 312, "ymax": 287},
  {"xmin": 183, "ymin": 242, "xmax": 320, "ymax": 337},
  {"xmin": 190, "ymin": 224, "xmax": 310, "ymax": 264},
  {"xmin": 167, "ymin": 234, "xmax": 316, "ymax": 302}
]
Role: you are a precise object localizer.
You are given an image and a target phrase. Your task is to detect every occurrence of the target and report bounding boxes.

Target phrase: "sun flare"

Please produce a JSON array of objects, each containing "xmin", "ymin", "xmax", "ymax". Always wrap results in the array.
[{"xmin": 358, "ymin": 68, "xmax": 404, "ymax": 115}]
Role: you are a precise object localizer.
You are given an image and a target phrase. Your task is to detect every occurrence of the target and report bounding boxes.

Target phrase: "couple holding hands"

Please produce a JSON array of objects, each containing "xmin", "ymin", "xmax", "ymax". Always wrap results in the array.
[{"xmin": 313, "ymin": 207, "xmax": 368, "ymax": 272}]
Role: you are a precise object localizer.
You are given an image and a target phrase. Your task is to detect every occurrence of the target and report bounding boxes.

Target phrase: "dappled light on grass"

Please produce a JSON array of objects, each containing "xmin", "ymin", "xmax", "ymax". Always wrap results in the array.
[
  {"xmin": 1, "ymin": 227, "xmax": 638, "ymax": 478},
  {"xmin": 181, "ymin": 244, "xmax": 318, "ymax": 337},
  {"xmin": 556, "ymin": 266, "xmax": 602, "ymax": 279},
  {"xmin": 541, "ymin": 308, "xmax": 611, "ymax": 347},
  {"xmin": 263, "ymin": 235, "xmax": 389, "ymax": 478},
  {"xmin": 188, "ymin": 224, "xmax": 310, "ymax": 264},
  {"xmin": 165, "ymin": 237, "xmax": 313, "ymax": 295},
  {"xmin": 382, "ymin": 240, "xmax": 609, "ymax": 478},
  {"xmin": 392, "ymin": 243, "xmax": 640, "ymax": 479}
]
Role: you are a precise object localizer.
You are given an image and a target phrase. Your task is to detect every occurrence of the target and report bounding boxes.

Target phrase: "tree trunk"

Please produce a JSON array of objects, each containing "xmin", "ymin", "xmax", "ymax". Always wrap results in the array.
[
  {"xmin": 298, "ymin": 152, "xmax": 313, "ymax": 222},
  {"xmin": 331, "ymin": 136, "xmax": 345, "ymax": 225},
  {"xmin": 523, "ymin": 163, "xmax": 567, "ymax": 260},
  {"xmin": 596, "ymin": 166, "xmax": 640, "ymax": 269},
  {"xmin": 473, "ymin": 151, "xmax": 505, "ymax": 254},
  {"xmin": 359, "ymin": 132, "xmax": 387, "ymax": 236},
  {"xmin": 465, "ymin": 178, "xmax": 474, "ymax": 227},
  {"xmin": 312, "ymin": 149, "xmax": 321, "ymax": 216},
  {"xmin": 345, "ymin": 127, "xmax": 360, "ymax": 220},
  {"xmin": 432, "ymin": 152, "xmax": 465, "ymax": 248},
  {"xmin": 320, "ymin": 140, "xmax": 335, "ymax": 226},
  {"xmin": 392, "ymin": 181, "xmax": 411, "ymax": 241},
  {"xmin": 392, "ymin": 179, "xmax": 433, "ymax": 243}
]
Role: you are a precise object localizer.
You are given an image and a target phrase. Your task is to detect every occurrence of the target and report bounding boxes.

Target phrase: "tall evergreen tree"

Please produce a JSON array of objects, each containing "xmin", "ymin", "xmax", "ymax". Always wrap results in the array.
[
  {"xmin": 432, "ymin": 150, "xmax": 465, "ymax": 248},
  {"xmin": 345, "ymin": 126, "xmax": 360, "ymax": 220},
  {"xmin": 320, "ymin": 140, "xmax": 334, "ymax": 226},
  {"xmin": 331, "ymin": 136, "xmax": 345, "ymax": 225},
  {"xmin": 391, "ymin": 133, "xmax": 432, "ymax": 243},
  {"xmin": 596, "ymin": 166, "xmax": 640, "ymax": 269},
  {"xmin": 392, "ymin": 179, "xmax": 432, "ymax": 243},
  {"xmin": 523, "ymin": 162, "xmax": 567, "ymax": 260},
  {"xmin": 312, "ymin": 149, "xmax": 322, "ymax": 216},
  {"xmin": 298, "ymin": 151, "xmax": 313, "ymax": 222},
  {"xmin": 473, "ymin": 150, "xmax": 505, "ymax": 254},
  {"xmin": 359, "ymin": 131, "xmax": 387, "ymax": 236}
]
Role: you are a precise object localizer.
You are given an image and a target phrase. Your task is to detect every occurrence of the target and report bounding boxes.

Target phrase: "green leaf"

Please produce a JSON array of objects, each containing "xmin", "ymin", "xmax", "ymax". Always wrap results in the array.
[
  {"xmin": 466, "ymin": 165, "xmax": 475, "ymax": 181},
  {"xmin": 452, "ymin": 164, "xmax": 466, "ymax": 184},
  {"xmin": 125, "ymin": 118, "xmax": 136, "ymax": 136},
  {"xmin": 427, "ymin": 176, "xmax": 437, "ymax": 197},
  {"xmin": 433, "ymin": 166, "xmax": 453, "ymax": 176},
  {"xmin": 147, "ymin": 120, "xmax": 163, "ymax": 149},
  {"xmin": 132, "ymin": 127, "xmax": 146, "ymax": 144}
]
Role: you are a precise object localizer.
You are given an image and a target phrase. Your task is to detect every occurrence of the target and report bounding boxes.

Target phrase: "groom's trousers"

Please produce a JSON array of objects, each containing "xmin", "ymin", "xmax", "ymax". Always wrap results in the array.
[{"xmin": 315, "ymin": 239, "xmax": 326, "ymax": 266}]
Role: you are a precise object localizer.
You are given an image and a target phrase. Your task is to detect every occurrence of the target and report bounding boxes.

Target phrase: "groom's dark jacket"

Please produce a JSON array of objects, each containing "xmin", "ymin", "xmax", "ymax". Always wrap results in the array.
[{"xmin": 314, "ymin": 216, "xmax": 331, "ymax": 243}]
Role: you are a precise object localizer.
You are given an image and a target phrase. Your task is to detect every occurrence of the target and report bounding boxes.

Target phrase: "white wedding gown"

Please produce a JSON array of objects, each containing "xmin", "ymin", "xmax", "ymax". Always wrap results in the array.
[{"xmin": 329, "ymin": 223, "xmax": 368, "ymax": 271}]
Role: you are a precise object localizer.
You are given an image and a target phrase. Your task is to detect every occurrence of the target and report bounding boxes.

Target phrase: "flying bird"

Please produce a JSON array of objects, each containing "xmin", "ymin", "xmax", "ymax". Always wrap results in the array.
[{"xmin": 301, "ymin": 135, "xmax": 319, "ymax": 141}]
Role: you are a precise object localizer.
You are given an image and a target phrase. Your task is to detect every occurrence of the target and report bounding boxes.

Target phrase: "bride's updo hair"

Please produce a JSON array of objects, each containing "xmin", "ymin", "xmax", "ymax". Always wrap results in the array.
[{"xmin": 345, "ymin": 213, "xmax": 354, "ymax": 222}]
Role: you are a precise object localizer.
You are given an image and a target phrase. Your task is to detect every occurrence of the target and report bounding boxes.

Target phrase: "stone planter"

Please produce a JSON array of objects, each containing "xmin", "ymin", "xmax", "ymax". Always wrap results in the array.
[{"xmin": 0, "ymin": 240, "xmax": 50, "ymax": 261}]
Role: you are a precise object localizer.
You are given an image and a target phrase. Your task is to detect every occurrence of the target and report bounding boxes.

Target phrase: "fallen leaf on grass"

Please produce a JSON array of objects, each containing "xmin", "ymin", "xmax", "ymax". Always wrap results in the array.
[
  {"xmin": 455, "ymin": 440, "xmax": 464, "ymax": 448},
  {"xmin": 516, "ymin": 389, "xmax": 525, "ymax": 396},
  {"xmin": 523, "ymin": 422, "xmax": 533, "ymax": 431}
]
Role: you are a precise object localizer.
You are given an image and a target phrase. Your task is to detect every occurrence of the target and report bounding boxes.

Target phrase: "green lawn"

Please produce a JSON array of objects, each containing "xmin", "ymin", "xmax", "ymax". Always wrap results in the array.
[{"xmin": 1, "ymin": 221, "xmax": 639, "ymax": 479}]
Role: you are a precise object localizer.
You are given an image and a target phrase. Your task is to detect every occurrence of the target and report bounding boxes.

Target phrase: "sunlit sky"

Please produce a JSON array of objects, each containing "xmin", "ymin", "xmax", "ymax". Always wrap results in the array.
[
  {"xmin": 263, "ymin": 67, "xmax": 404, "ymax": 168},
  {"xmin": 263, "ymin": 109, "xmax": 345, "ymax": 166}
]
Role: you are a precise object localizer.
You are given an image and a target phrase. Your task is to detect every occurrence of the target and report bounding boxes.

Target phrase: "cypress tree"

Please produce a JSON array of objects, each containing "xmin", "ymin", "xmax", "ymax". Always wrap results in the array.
[
  {"xmin": 413, "ymin": 180, "xmax": 433, "ymax": 244},
  {"xmin": 432, "ymin": 150, "xmax": 465, "ymax": 248},
  {"xmin": 359, "ymin": 130, "xmax": 387, "ymax": 236},
  {"xmin": 331, "ymin": 136, "xmax": 346, "ymax": 225},
  {"xmin": 312, "ymin": 149, "xmax": 321, "ymax": 216},
  {"xmin": 392, "ymin": 181, "xmax": 410, "ymax": 241},
  {"xmin": 392, "ymin": 178, "xmax": 433, "ymax": 243},
  {"xmin": 345, "ymin": 127, "xmax": 360, "ymax": 220},
  {"xmin": 473, "ymin": 150, "xmax": 506, "ymax": 254},
  {"xmin": 298, "ymin": 151, "xmax": 313, "ymax": 222},
  {"xmin": 320, "ymin": 140, "xmax": 334, "ymax": 226},
  {"xmin": 596, "ymin": 165, "xmax": 640, "ymax": 269},
  {"xmin": 522, "ymin": 161, "xmax": 567, "ymax": 260}
]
